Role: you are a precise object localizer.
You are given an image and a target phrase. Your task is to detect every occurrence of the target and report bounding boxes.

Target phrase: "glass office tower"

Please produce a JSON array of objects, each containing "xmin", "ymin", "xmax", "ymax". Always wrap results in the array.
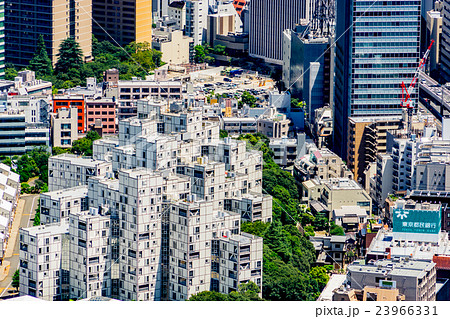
[
  {"xmin": 334, "ymin": 0, "xmax": 421, "ymax": 158},
  {"xmin": 0, "ymin": 1, "xmax": 4, "ymax": 78}
]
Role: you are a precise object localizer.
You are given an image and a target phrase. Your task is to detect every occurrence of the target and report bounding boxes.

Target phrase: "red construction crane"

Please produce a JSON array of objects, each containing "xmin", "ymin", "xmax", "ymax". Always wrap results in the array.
[{"xmin": 401, "ymin": 40, "xmax": 434, "ymax": 135}]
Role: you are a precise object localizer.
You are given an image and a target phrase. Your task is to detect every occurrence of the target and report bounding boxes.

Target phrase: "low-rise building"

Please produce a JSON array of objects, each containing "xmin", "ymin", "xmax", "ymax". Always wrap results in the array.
[
  {"xmin": 310, "ymin": 235, "xmax": 347, "ymax": 268},
  {"xmin": 104, "ymin": 80, "xmax": 183, "ymax": 120},
  {"xmin": 332, "ymin": 285, "xmax": 405, "ymax": 301},
  {"xmin": 347, "ymin": 116, "xmax": 403, "ymax": 185},
  {"xmin": 85, "ymin": 98, "xmax": 117, "ymax": 135},
  {"xmin": 332, "ymin": 206, "xmax": 368, "ymax": 232},
  {"xmin": 302, "ymin": 177, "xmax": 371, "ymax": 216},
  {"xmin": 0, "ymin": 110, "xmax": 50, "ymax": 156},
  {"xmin": 294, "ymin": 148, "xmax": 353, "ymax": 185},
  {"xmin": 221, "ymin": 117, "xmax": 257, "ymax": 136},
  {"xmin": 346, "ymin": 258, "xmax": 437, "ymax": 301},
  {"xmin": 268, "ymin": 137, "xmax": 298, "ymax": 167},
  {"xmin": 50, "ymin": 107, "xmax": 79, "ymax": 148},
  {"xmin": 256, "ymin": 108, "xmax": 290, "ymax": 138},
  {"xmin": 313, "ymin": 104, "xmax": 333, "ymax": 149},
  {"xmin": 12, "ymin": 70, "xmax": 52, "ymax": 95},
  {"xmin": 152, "ymin": 29, "xmax": 193, "ymax": 65},
  {"xmin": 53, "ymin": 95, "xmax": 86, "ymax": 134}
]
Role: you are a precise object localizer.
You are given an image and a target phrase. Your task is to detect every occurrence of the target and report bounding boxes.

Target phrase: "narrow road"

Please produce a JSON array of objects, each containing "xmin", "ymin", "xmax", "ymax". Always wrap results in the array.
[{"xmin": 0, "ymin": 194, "xmax": 39, "ymax": 298}]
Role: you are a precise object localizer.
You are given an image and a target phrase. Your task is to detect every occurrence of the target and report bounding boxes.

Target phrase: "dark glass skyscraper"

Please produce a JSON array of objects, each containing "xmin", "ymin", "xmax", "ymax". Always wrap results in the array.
[{"xmin": 333, "ymin": 0, "xmax": 421, "ymax": 158}]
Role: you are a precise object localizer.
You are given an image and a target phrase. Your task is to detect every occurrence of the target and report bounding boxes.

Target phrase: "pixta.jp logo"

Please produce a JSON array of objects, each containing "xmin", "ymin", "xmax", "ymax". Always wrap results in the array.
[{"xmin": 396, "ymin": 210, "xmax": 409, "ymax": 220}]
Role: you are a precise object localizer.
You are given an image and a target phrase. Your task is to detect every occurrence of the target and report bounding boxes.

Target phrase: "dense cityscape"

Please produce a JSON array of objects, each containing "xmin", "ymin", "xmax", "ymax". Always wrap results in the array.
[{"xmin": 0, "ymin": 0, "xmax": 448, "ymax": 304}]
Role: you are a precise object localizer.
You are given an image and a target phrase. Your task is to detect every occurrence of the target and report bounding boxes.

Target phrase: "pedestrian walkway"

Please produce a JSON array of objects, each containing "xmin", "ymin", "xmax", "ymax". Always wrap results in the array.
[{"xmin": 0, "ymin": 199, "xmax": 25, "ymax": 282}]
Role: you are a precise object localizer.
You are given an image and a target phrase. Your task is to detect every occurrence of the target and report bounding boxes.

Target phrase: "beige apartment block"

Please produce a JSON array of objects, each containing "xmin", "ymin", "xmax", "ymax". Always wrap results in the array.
[
  {"xmin": 152, "ymin": 30, "xmax": 193, "ymax": 65},
  {"xmin": 51, "ymin": 107, "xmax": 79, "ymax": 148},
  {"xmin": 52, "ymin": 0, "xmax": 92, "ymax": 65}
]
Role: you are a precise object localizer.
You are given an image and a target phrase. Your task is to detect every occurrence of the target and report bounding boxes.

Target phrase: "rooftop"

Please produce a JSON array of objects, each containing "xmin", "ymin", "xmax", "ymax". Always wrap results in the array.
[
  {"xmin": 348, "ymin": 258, "xmax": 435, "ymax": 278},
  {"xmin": 325, "ymin": 178, "xmax": 362, "ymax": 190},
  {"xmin": 22, "ymin": 219, "xmax": 69, "ymax": 237},
  {"xmin": 41, "ymin": 185, "xmax": 88, "ymax": 200},
  {"xmin": 333, "ymin": 206, "xmax": 368, "ymax": 218},
  {"xmin": 318, "ymin": 274, "xmax": 347, "ymax": 301},
  {"xmin": 50, "ymin": 153, "xmax": 109, "ymax": 166},
  {"xmin": 367, "ymin": 228, "xmax": 450, "ymax": 260}
]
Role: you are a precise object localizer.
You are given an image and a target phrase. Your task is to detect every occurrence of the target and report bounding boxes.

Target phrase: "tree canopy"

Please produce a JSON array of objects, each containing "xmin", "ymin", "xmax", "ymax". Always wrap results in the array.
[
  {"xmin": 29, "ymin": 34, "xmax": 53, "ymax": 77},
  {"xmin": 71, "ymin": 130, "xmax": 101, "ymax": 156},
  {"xmin": 5, "ymin": 36, "xmax": 165, "ymax": 90},
  {"xmin": 55, "ymin": 37, "xmax": 84, "ymax": 75},
  {"xmin": 12, "ymin": 269, "xmax": 20, "ymax": 291},
  {"xmin": 240, "ymin": 91, "xmax": 257, "ymax": 108},
  {"xmin": 188, "ymin": 282, "xmax": 263, "ymax": 301}
]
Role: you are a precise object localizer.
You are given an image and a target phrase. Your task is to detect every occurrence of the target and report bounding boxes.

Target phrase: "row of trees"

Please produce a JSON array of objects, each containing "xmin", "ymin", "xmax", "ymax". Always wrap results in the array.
[
  {"xmin": 6, "ymin": 35, "xmax": 164, "ymax": 90},
  {"xmin": 189, "ymin": 282, "xmax": 263, "ymax": 301},
  {"xmin": 193, "ymin": 44, "xmax": 227, "ymax": 64}
]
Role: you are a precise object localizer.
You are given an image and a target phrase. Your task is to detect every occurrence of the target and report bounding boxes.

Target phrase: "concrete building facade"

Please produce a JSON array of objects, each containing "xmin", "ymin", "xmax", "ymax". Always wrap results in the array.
[
  {"xmin": 334, "ymin": 0, "xmax": 421, "ymax": 158},
  {"xmin": 248, "ymin": 0, "xmax": 310, "ymax": 65}
]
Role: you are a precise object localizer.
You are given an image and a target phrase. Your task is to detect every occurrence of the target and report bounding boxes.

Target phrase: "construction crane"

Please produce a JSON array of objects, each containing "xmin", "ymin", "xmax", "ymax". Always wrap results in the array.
[{"xmin": 401, "ymin": 40, "xmax": 434, "ymax": 135}]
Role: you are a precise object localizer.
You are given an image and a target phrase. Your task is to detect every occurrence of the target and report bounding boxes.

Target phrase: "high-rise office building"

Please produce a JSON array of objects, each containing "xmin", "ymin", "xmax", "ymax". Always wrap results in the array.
[
  {"xmin": 92, "ymin": 0, "xmax": 152, "ymax": 46},
  {"xmin": 334, "ymin": 0, "xmax": 421, "ymax": 158},
  {"xmin": 249, "ymin": 0, "xmax": 310, "ymax": 65},
  {"xmin": 5, "ymin": 0, "xmax": 92, "ymax": 67},
  {"xmin": 441, "ymin": 0, "xmax": 450, "ymax": 80},
  {"xmin": 283, "ymin": 24, "xmax": 334, "ymax": 124},
  {"xmin": 0, "ymin": 0, "xmax": 4, "ymax": 78},
  {"xmin": 184, "ymin": 0, "xmax": 209, "ymax": 46}
]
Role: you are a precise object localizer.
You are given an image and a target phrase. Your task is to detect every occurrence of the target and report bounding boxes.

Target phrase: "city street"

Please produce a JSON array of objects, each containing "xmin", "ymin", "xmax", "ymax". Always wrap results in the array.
[{"xmin": 0, "ymin": 194, "xmax": 38, "ymax": 299}]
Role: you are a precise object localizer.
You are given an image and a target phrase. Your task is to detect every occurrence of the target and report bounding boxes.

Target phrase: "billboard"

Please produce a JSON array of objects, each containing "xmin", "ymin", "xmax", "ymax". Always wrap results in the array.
[{"xmin": 393, "ymin": 206, "xmax": 441, "ymax": 238}]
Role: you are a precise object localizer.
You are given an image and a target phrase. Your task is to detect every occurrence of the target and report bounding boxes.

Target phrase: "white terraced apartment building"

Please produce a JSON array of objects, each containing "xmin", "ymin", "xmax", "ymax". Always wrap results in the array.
[{"xmin": 20, "ymin": 98, "xmax": 270, "ymax": 301}]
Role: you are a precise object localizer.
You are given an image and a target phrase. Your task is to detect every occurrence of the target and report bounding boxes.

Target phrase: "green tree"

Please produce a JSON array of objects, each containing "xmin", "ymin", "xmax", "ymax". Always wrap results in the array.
[
  {"xmin": 194, "ymin": 45, "xmax": 206, "ymax": 63},
  {"xmin": 71, "ymin": 130, "xmax": 101, "ymax": 156},
  {"xmin": 313, "ymin": 214, "xmax": 329, "ymax": 231},
  {"xmin": 71, "ymin": 138, "xmax": 93, "ymax": 156},
  {"xmin": 188, "ymin": 291, "xmax": 229, "ymax": 301},
  {"xmin": 21, "ymin": 183, "xmax": 30, "ymax": 194},
  {"xmin": 12, "ymin": 269, "xmax": 20, "ymax": 291},
  {"xmin": 16, "ymin": 154, "xmax": 38, "ymax": 182},
  {"xmin": 188, "ymin": 282, "xmax": 263, "ymax": 301},
  {"xmin": 2, "ymin": 157, "xmax": 12, "ymax": 167},
  {"xmin": 29, "ymin": 34, "xmax": 53, "ymax": 76},
  {"xmin": 52, "ymin": 147, "xmax": 70, "ymax": 155},
  {"xmin": 330, "ymin": 222, "xmax": 345, "ymax": 236},
  {"xmin": 241, "ymin": 221, "xmax": 269, "ymax": 237},
  {"xmin": 213, "ymin": 44, "xmax": 226, "ymax": 55},
  {"xmin": 240, "ymin": 91, "xmax": 257, "ymax": 107},
  {"xmin": 86, "ymin": 130, "xmax": 101, "ymax": 141},
  {"xmin": 55, "ymin": 37, "xmax": 84, "ymax": 75},
  {"xmin": 310, "ymin": 266, "xmax": 330, "ymax": 291},
  {"xmin": 219, "ymin": 130, "xmax": 228, "ymax": 139},
  {"xmin": 28, "ymin": 147, "xmax": 50, "ymax": 183},
  {"xmin": 5, "ymin": 67, "xmax": 18, "ymax": 81},
  {"xmin": 304, "ymin": 225, "xmax": 315, "ymax": 237},
  {"xmin": 33, "ymin": 202, "xmax": 41, "ymax": 226},
  {"xmin": 228, "ymin": 282, "xmax": 263, "ymax": 301}
]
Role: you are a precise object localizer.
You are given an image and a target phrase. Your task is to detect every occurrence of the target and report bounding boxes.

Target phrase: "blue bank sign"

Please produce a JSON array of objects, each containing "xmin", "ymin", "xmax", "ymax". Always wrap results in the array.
[{"xmin": 393, "ymin": 207, "xmax": 441, "ymax": 235}]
